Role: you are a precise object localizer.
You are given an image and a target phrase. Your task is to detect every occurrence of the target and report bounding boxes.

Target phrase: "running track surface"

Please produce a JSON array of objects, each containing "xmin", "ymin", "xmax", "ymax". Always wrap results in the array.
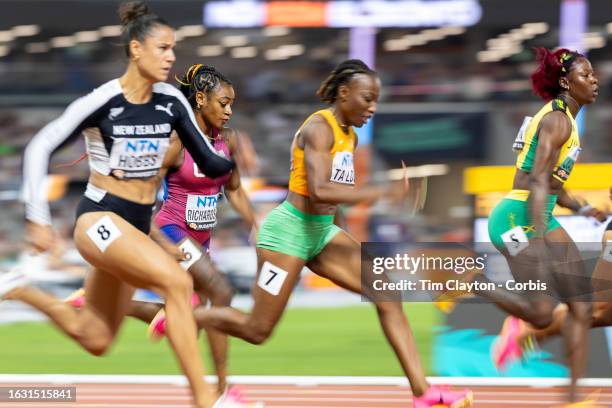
[{"xmin": 0, "ymin": 383, "xmax": 610, "ymax": 407}]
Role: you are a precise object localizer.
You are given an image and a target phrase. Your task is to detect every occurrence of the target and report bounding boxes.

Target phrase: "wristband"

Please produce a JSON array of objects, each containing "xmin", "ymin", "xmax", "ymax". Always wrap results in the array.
[{"xmin": 577, "ymin": 204, "xmax": 593, "ymax": 216}]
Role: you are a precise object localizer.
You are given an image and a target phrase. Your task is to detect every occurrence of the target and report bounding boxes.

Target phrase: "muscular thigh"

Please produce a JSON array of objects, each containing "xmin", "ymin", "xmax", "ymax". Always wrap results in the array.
[
  {"xmin": 307, "ymin": 231, "xmax": 361, "ymax": 294},
  {"xmin": 74, "ymin": 212, "xmax": 189, "ymax": 294},
  {"xmin": 249, "ymin": 248, "xmax": 305, "ymax": 328}
]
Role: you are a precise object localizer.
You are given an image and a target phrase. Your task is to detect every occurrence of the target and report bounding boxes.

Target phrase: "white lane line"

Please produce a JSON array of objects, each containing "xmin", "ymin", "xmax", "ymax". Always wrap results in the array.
[{"xmin": 0, "ymin": 375, "xmax": 611, "ymax": 388}]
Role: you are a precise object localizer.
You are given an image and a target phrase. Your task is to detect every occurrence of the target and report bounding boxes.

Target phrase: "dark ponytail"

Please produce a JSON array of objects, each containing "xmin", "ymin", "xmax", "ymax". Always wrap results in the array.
[{"xmin": 118, "ymin": 1, "xmax": 171, "ymax": 57}]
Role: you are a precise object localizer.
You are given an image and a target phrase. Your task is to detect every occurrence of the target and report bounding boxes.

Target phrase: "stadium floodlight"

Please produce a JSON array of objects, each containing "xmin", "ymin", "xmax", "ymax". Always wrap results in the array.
[
  {"xmin": 197, "ymin": 45, "xmax": 224, "ymax": 57},
  {"xmin": 277, "ymin": 44, "xmax": 305, "ymax": 56},
  {"xmin": 50, "ymin": 36, "xmax": 76, "ymax": 48},
  {"xmin": 521, "ymin": 22, "xmax": 549, "ymax": 35},
  {"xmin": 74, "ymin": 31, "xmax": 100, "ymax": 43},
  {"xmin": 221, "ymin": 35, "xmax": 249, "ymax": 47},
  {"xmin": 0, "ymin": 31, "xmax": 14, "ymax": 42},
  {"xmin": 230, "ymin": 46, "xmax": 257, "ymax": 58},
  {"xmin": 263, "ymin": 26, "xmax": 291, "ymax": 37},
  {"xmin": 177, "ymin": 25, "xmax": 206, "ymax": 38},
  {"xmin": 26, "ymin": 42, "xmax": 49, "ymax": 53},
  {"xmin": 11, "ymin": 25, "xmax": 40, "ymax": 37},
  {"xmin": 98, "ymin": 25, "xmax": 122, "ymax": 38},
  {"xmin": 264, "ymin": 49, "xmax": 290, "ymax": 60},
  {"xmin": 384, "ymin": 38, "xmax": 411, "ymax": 52}
]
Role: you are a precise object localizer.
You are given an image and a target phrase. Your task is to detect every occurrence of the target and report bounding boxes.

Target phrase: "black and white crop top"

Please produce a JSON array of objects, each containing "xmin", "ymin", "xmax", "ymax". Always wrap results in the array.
[{"xmin": 22, "ymin": 79, "xmax": 234, "ymax": 225}]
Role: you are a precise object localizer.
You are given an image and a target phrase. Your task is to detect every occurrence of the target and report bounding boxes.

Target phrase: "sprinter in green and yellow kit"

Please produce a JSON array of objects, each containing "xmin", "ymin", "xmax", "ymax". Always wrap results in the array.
[{"xmin": 485, "ymin": 48, "xmax": 603, "ymax": 406}]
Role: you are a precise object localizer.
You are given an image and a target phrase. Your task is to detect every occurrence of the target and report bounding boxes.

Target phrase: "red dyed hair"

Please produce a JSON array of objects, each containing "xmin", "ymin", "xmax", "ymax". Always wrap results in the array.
[{"xmin": 530, "ymin": 47, "xmax": 583, "ymax": 101}]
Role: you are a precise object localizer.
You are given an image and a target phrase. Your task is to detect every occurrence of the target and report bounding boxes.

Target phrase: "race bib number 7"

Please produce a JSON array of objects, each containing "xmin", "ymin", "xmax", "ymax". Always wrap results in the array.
[{"xmin": 257, "ymin": 262, "xmax": 289, "ymax": 296}]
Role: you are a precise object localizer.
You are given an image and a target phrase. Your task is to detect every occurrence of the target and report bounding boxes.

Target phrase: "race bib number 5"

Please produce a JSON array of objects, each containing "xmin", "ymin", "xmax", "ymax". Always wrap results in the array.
[
  {"xmin": 501, "ymin": 226, "xmax": 529, "ymax": 256},
  {"xmin": 330, "ymin": 151, "xmax": 355, "ymax": 185}
]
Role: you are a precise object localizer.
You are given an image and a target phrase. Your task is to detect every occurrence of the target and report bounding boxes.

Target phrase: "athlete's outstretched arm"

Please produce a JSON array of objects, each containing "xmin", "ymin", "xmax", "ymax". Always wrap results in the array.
[
  {"xmin": 22, "ymin": 85, "xmax": 113, "ymax": 249},
  {"xmin": 168, "ymin": 86, "xmax": 235, "ymax": 179},
  {"xmin": 557, "ymin": 188, "xmax": 607, "ymax": 221},
  {"xmin": 222, "ymin": 129, "xmax": 257, "ymax": 230}
]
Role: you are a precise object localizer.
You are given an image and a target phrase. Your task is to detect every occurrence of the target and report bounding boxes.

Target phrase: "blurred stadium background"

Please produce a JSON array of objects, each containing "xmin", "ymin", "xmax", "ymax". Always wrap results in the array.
[{"xmin": 0, "ymin": 0, "xmax": 611, "ymax": 380}]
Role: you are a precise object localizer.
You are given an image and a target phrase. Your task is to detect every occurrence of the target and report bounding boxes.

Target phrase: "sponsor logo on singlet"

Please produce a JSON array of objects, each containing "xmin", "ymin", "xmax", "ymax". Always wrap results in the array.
[
  {"xmin": 108, "ymin": 107, "xmax": 124, "ymax": 121},
  {"xmin": 155, "ymin": 103, "xmax": 174, "ymax": 117},
  {"xmin": 554, "ymin": 145, "xmax": 581, "ymax": 182},
  {"xmin": 185, "ymin": 194, "xmax": 219, "ymax": 230},
  {"xmin": 109, "ymin": 137, "xmax": 170, "ymax": 178},
  {"xmin": 330, "ymin": 151, "xmax": 355, "ymax": 185}
]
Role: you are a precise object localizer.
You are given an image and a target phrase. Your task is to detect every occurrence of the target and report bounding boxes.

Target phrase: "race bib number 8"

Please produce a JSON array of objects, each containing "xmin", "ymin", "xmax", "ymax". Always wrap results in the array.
[
  {"xmin": 186, "ymin": 194, "xmax": 218, "ymax": 230},
  {"xmin": 501, "ymin": 226, "xmax": 529, "ymax": 256},
  {"xmin": 86, "ymin": 215, "xmax": 121, "ymax": 253},
  {"xmin": 330, "ymin": 151, "xmax": 355, "ymax": 185},
  {"xmin": 109, "ymin": 137, "xmax": 170, "ymax": 178},
  {"xmin": 257, "ymin": 261, "xmax": 289, "ymax": 296}
]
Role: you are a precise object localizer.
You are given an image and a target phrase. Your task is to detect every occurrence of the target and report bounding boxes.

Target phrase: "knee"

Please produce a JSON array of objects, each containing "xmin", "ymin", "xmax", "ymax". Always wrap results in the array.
[
  {"xmin": 80, "ymin": 332, "xmax": 114, "ymax": 356},
  {"xmin": 85, "ymin": 342, "xmax": 111, "ymax": 357},
  {"xmin": 529, "ymin": 303, "xmax": 555, "ymax": 329},
  {"xmin": 208, "ymin": 284, "xmax": 234, "ymax": 307},
  {"xmin": 163, "ymin": 271, "xmax": 193, "ymax": 298},
  {"xmin": 244, "ymin": 322, "xmax": 274, "ymax": 345},
  {"xmin": 530, "ymin": 316, "xmax": 553, "ymax": 330}
]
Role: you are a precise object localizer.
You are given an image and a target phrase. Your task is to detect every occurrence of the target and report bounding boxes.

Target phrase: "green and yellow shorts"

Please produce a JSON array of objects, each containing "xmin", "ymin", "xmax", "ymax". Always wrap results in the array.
[
  {"xmin": 256, "ymin": 201, "xmax": 342, "ymax": 261},
  {"xmin": 488, "ymin": 189, "xmax": 561, "ymax": 252}
]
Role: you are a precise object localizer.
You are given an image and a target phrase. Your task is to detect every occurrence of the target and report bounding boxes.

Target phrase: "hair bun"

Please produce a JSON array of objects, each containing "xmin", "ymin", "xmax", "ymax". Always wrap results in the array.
[{"xmin": 118, "ymin": 1, "xmax": 151, "ymax": 26}]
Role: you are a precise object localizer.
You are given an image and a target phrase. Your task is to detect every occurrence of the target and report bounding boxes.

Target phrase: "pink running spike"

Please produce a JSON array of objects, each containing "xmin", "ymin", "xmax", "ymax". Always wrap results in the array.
[
  {"xmin": 64, "ymin": 288, "xmax": 86, "ymax": 308},
  {"xmin": 491, "ymin": 316, "xmax": 524, "ymax": 371},
  {"xmin": 212, "ymin": 386, "xmax": 265, "ymax": 408},
  {"xmin": 412, "ymin": 385, "xmax": 474, "ymax": 407},
  {"xmin": 148, "ymin": 292, "xmax": 200, "ymax": 342}
]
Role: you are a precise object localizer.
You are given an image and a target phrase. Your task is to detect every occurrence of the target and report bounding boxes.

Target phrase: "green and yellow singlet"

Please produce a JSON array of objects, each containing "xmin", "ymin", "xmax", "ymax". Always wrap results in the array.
[{"xmin": 516, "ymin": 97, "xmax": 581, "ymax": 183}]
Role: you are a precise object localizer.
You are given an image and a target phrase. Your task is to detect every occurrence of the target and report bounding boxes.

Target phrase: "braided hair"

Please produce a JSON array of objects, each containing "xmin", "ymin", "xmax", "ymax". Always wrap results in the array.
[
  {"xmin": 316, "ymin": 59, "xmax": 376, "ymax": 104},
  {"xmin": 118, "ymin": 1, "xmax": 171, "ymax": 58},
  {"xmin": 176, "ymin": 64, "xmax": 233, "ymax": 108}
]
